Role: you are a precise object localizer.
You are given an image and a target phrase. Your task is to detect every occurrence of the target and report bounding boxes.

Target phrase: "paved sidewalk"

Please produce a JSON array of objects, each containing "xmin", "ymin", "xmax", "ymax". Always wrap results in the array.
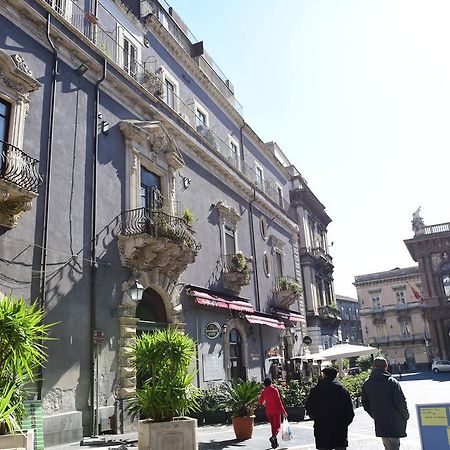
[{"xmin": 49, "ymin": 371, "xmax": 449, "ymax": 450}]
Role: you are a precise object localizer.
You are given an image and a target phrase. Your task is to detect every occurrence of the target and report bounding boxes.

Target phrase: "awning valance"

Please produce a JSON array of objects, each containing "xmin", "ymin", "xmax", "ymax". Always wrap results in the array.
[
  {"xmin": 190, "ymin": 289, "xmax": 254, "ymax": 313},
  {"xmin": 273, "ymin": 309, "xmax": 304, "ymax": 323},
  {"xmin": 245, "ymin": 314, "xmax": 285, "ymax": 330}
]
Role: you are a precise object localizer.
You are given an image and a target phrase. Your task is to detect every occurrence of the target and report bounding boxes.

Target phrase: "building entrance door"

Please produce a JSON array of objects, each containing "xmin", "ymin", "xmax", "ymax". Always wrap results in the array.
[{"xmin": 229, "ymin": 328, "xmax": 246, "ymax": 381}]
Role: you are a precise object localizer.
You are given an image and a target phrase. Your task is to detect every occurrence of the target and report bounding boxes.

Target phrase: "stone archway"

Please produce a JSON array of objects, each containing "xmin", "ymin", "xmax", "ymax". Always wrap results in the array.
[{"xmin": 117, "ymin": 271, "xmax": 185, "ymax": 400}]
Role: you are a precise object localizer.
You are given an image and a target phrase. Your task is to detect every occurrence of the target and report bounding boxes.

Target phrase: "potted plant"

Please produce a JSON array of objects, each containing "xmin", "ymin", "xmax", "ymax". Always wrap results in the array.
[
  {"xmin": 218, "ymin": 380, "xmax": 261, "ymax": 441},
  {"xmin": 277, "ymin": 381, "xmax": 307, "ymax": 421},
  {"xmin": 142, "ymin": 71, "xmax": 164, "ymax": 97},
  {"xmin": 230, "ymin": 252, "xmax": 252, "ymax": 283},
  {"xmin": 181, "ymin": 208, "xmax": 195, "ymax": 227},
  {"xmin": 0, "ymin": 295, "xmax": 55, "ymax": 449},
  {"xmin": 128, "ymin": 328, "xmax": 201, "ymax": 450},
  {"xmin": 191, "ymin": 385, "xmax": 230, "ymax": 425}
]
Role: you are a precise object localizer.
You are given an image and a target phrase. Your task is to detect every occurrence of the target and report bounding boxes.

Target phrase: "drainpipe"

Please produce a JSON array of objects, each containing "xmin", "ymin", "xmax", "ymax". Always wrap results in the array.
[
  {"xmin": 90, "ymin": 59, "xmax": 107, "ymax": 437},
  {"xmin": 248, "ymin": 187, "xmax": 264, "ymax": 380},
  {"xmin": 37, "ymin": 12, "xmax": 59, "ymax": 400},
  {"xmin": 239, "ymin": 120, "xmax": 245, "ymax": 166}
]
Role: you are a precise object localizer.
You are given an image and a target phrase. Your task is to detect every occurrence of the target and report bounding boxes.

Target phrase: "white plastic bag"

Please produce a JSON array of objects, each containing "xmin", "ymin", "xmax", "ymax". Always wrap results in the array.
[{"xmin": 281, "ymin": 417, "xmax": 293, "ymax": 441}]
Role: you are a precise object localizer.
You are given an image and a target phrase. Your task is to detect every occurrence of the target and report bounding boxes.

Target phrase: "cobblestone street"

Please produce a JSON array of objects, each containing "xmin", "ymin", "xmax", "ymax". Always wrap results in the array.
[{"xmin": 50, "ymin": 371, "xmax": 450, "ymax": 450}]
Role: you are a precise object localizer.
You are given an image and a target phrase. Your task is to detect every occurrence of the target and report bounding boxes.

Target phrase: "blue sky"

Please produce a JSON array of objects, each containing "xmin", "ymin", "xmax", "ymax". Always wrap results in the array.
[{"xmin": 169, "ymin": 0, "xmax": 450, "ymax": 297}]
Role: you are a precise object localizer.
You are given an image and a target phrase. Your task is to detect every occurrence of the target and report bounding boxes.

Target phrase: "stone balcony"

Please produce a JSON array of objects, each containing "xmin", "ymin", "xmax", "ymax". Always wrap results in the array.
[
  {"xmin": 118, "ymin": 207, "xmax": 201, "ymax": 278},
  {"xmin": 221, "ymin": 252, "xmax": 253, "ymax": 293},
  {"xmin": 0, "ymin": 141, "xmax": 42, "ymax": 228},
  {"xmin": 274, "ymin": 275, "xmax": 302, "ymax": 309}
]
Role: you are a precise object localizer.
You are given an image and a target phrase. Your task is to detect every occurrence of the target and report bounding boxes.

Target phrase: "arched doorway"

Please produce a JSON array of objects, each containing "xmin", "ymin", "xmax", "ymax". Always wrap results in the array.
[
  {"xmin": 229, "ymin": 328, "xmax": 246, "ymax": 381},
  {"xmin": 136, "ymin": 287, "xmax": 168, "ymax": 334}
]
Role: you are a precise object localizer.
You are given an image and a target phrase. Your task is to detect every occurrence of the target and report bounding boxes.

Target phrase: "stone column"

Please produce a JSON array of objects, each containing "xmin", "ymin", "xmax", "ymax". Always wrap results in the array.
[{"xmin": 118, "ymin": 314, "xmax": 138, "ymax": 399}]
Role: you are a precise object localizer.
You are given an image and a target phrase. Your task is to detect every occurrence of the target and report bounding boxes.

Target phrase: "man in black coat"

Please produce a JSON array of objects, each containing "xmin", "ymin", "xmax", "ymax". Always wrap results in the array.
[
  {"xmin": 305, "ymin": 366, "xmax": 354, "ymax": 450},
  {"xmin": 362, "ymin": 357, "xmax": 409, "ymax": 450}
]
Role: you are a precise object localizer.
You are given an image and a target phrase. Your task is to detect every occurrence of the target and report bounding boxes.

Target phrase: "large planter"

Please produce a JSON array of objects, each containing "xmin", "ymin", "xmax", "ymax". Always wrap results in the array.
[
  {"xmin": 232, "ymin": 416, "xmax": 255, "ymax": 441},
  {"xmin": 138, "ymin": 417, "xmax": 197, "ymax": 450},
  {"xmin": 0, "ymin": 429, "xmax": 34, "ymax": 450},
  {"xmin": 286, "ymin": 406, "xmax": 305, "ymax": 422}
]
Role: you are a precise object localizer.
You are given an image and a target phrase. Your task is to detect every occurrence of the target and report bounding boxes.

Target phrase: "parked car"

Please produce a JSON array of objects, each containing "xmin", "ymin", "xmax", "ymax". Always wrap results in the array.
[
  {"xmin": 347, "ymin": 367, "xmax": 361, "ymax": 376},
  {"xmin": 431, "ymin": 360, "xmax": 450, "ymax": 373}
]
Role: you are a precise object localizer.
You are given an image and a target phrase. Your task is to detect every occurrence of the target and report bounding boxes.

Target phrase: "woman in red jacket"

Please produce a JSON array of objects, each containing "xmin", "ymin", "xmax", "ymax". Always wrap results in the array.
[{"xmin": 258, "ymin": 377, "xmax": 287, "ymax": 449}]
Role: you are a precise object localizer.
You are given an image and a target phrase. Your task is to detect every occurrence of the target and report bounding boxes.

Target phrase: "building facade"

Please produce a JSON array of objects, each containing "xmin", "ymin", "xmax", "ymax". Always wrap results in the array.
[
  {"xmin": 335, "ymin": 294, "xmax": 363, "ymax": 344},
  {"xmin": 290, "ymin": 174, "xmax": 339, "ymax": 353},
  {"xmin": 404, "ymin": 212, "xmax": 450, "ymax": 361},
  {"xmin": 354, "ymin": 267, "xmax": 429, "ymax": 370},
  {"xmin": 0, "ymin": 0, "xmax": 330, "ymax": 445}
]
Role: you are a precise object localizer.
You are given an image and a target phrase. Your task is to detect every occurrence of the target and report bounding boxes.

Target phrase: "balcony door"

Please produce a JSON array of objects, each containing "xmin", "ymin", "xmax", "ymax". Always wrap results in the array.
[
  {"xmin": 0, "ymin": 99, "xmax": 10, "ymax": 171},
  {"xmin": 140, "ymin": 166, "xmax": 161, "ymax": 209}
]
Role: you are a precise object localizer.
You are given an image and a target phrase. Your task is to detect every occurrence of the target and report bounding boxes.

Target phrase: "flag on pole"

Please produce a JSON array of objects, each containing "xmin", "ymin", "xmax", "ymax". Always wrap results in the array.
[{"xmin": 408, "ymin": 282, "xmax": 423, "ymax": 304}]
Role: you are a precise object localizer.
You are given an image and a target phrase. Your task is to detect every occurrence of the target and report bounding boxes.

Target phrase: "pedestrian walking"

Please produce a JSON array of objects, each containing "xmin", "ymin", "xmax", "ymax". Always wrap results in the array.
[
  {"xmin": 258, "ymin": 377, "xmax": 287, "ymax": 449},
  {"xmin": 362, "ymin": 357, "xmax": 409, "ymax": 450},
  {"xmin": 397, "ymin": 362, "xmax": 402, "ymax": 380},
  {"xmin": 305, "ymin": 366, "xmax": 354, "ymax": 450}
]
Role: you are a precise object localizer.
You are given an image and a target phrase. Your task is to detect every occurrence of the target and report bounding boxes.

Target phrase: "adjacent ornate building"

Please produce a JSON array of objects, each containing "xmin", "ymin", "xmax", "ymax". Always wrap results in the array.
[
  {"xmin": 404, "ymin": 210, "xmax": 450, "ymax": 361},
  {"xmin": 336, "ymin": 294, "xmax": 363, "ymax": 344},
  {"xmin": 354, "ymin": 267, "xmax": 429, "ymax": 370},
  {"xmin": 290, "ymin": 172, "xmax": 339, "ymax": 353},
  {"xmin": 0, "ymin": 0, "xmax": 333, "ymax": 445}
]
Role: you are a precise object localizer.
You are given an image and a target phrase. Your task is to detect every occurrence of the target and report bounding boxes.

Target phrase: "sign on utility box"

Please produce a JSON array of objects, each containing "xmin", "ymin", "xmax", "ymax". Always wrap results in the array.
[{"xmin": 416, "ymin": 403, "xmax": 450, "ymax": 450}]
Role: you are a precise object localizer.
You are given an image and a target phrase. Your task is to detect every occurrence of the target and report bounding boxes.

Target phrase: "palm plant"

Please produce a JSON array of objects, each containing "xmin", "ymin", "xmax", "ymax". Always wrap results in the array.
[
  {"xmin": 0, "ymin": 295, "xmax": 55, "ymax": 434},
  {"xmin": 219, "ymin": 380, "xmax": 261, "ymax": 417},
  {"xmin": 128, "ymin": 328, "xmax": 200, "ymax": 422}
]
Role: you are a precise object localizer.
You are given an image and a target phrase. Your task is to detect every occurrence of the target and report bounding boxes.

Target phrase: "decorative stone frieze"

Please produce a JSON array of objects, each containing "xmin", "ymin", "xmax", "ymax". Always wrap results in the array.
[{"xmin": 275, "ymin": 290, "xmax": 298, "ymax": 309}]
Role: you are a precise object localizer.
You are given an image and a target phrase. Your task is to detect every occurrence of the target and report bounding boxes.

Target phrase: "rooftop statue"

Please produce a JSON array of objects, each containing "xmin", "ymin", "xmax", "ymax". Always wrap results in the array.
[{"xmin": 412, "ymin": 207, "xmax": 425, "ymax": 234}]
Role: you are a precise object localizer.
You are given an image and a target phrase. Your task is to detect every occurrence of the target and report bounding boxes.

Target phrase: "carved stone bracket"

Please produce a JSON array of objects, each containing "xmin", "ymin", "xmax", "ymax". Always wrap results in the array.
[
  {"xmin": 222, "ymin": 269, "xmax": 251, "ymax": 294},
  {"xmin": 0, "ymin": 184, "xmax": 35, "ymax": 228},
  {"xmin": 215, "ymin": 201, "xmax": 241, "ymax": 227},
  {"xmin": 275, "ymin": 290, "xmax": 298, "ymax": 309}
]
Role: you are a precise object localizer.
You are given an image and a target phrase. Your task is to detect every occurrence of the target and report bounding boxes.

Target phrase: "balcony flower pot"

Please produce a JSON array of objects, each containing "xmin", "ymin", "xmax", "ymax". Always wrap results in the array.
[
  {"xmin": 218, "ymin": 380, "xmax": 260, "ymax": 441},
  {"xmin": 128, "ymin": 329, "xmax": 201, "ymax": 450}
]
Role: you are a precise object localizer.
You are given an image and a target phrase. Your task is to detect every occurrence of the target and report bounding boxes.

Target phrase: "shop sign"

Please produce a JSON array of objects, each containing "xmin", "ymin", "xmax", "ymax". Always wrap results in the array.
[{"xmin": 205, "ymin": 322, "xmax": 221, "ymax": 339}]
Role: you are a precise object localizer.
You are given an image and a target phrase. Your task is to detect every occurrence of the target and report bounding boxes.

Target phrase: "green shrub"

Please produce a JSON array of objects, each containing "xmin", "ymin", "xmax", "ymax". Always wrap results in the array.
[
  {"xmin": 356, "ymin": 355, "xmax": 373, "ymax": 371},
  {"xmin": 197, "ymin": 385, "xmax": 227, "ymax": 412},
  {"xmin": 340, "ymin": 371, "xmax": 370, "ymax": 400},
  {"xmin": 218, "ymin": 380, "xmax": 261, "ymax": 417},
  {"xmin": 129, "ymin": 329, "xmax": 201, "ymax": 422}
]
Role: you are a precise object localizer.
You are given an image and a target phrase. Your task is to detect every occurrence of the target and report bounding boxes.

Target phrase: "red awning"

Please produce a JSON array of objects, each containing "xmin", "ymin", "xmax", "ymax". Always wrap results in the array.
[
  {"xmin": 274, "ymin": 310, "xmax": 304, "ymax": 323},
  {"xmin": 245, "ymin": 314, "xmax": 285, "ymax": 330},
  {"xmin": 191, "ymin": 289, "xmax": 254, "ymax": 313}
]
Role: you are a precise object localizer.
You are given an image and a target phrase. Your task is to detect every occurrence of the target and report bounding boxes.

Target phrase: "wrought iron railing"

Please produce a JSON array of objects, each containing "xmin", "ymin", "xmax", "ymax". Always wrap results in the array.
[
  {"xmin": 42, "ymin": 0, "xmax": 292, "ymax": 215},
  {"xmin": 370, "ymin": 334, "xmax": 424, "ymax": 344},
  {"xmin": 0, "ymin": 141, "xmax": 42, "ymax": 193},
  {"xmin": 274, "ymin": 275, "xmax": 301, "ymax": 294},
  {"xmin": 120, "ymin": 207, "xmax": 201, "ymax": 253},
  {"xmin": 318, "ymin": 305, "xmax": 341, "ymax": 319}
]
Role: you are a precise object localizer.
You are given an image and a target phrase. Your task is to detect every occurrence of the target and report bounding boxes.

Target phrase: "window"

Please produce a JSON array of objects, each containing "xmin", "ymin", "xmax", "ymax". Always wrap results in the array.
[
  {"xmin": 224, "ymin": 225, "xmax": 236, "ymax": 255},
  {"xmin": 400, "ymin": 321, "xmax": 411, "ymax": 336},
  {"xmin": 375, "ymin": 324, "xmax": 386, "ymax": 338},
  {"xmin": 274, "ymin": 250, "xmax": 283, "ymax": 277},
  {"xmin": 123, "ymin": 38, "xmax": 137, "ymax": 79},
  {"xmin": 371, "ymin": 295, "xmax": 381, "ymax": 308},
  {"xmin": 229, "ymin": 139, "xmax": 239, "ymax": 168},
  {"xmin": 196, "ymin": 108, "xmax": 207, "ymax": 129},
  {"xmin": 441, "ymin": 263, "xmax": 450, "ymax": 299},
  {"xmin": 140, "ymin": 167, "xmax": 162, "ymax": 209},
  {"xmin": 255, "ymin": 164, "xmax": 264, "ymax": 190},
  {"xmin": 46, "ymin": 0, "xmax": 70, "ymax": 18},
  {"xmin": 165, "ymin": 79, "xmax": 175, "ymax": 109},
  {"xmin": 277, "ymin": 186, "xmax": 283, "ymax": 207},
  {"xmin": 159, "ymin": 67, "xmax": 179, "ymax": 112},
  {"xmin": 229, "ymin": 329, "xmax": 245, "ymax": 380},
  {"xmin": 395, "ymin": 290, "xmax": 406, "ymax": 305}
]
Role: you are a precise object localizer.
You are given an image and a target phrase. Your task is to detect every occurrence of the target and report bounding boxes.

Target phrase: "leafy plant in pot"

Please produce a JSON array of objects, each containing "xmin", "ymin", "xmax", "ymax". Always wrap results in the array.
[
  {"xmin": 0, "ymin": 295, "xmax": 55, "ymax": 448},
  {"xmin": 218, "ymin": 380, "xmax": 261, "ymax": 441},
  {"xmin": 128, "ymin": 328, "xmax": 201, "ymax": 450}
]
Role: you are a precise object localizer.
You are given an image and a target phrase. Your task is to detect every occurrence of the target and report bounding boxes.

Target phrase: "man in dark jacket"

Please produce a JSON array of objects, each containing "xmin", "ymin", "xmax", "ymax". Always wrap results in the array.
[
  {"xmin": 362, "ymin": 357, "xmax": 409, "ymax": 450},
  {"xmin": 305, "ymin": 366, "xmax": 354, "ymax": 450}
]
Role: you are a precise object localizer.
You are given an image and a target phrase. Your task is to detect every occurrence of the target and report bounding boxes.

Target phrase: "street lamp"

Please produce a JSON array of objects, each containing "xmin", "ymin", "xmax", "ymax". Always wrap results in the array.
[{"xmin": 129, "ymin": 280, "xmax": 144, "ymax": 302}]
